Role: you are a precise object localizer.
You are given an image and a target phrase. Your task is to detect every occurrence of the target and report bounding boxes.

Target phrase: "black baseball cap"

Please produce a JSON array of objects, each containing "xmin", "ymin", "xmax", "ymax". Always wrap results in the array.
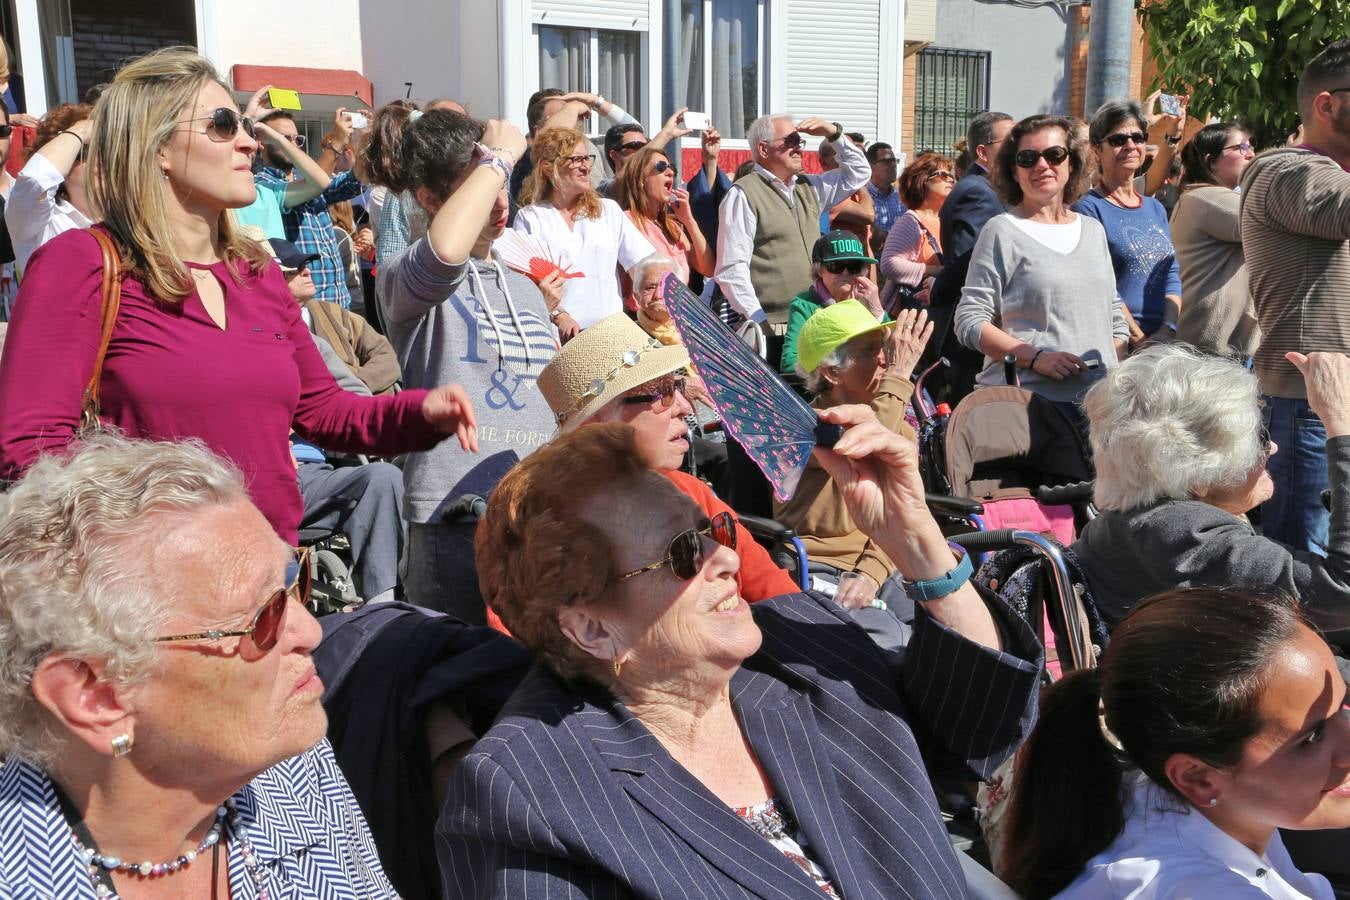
[
  {"xmin": 812, "ymin": 229, "xmax": 878, "ymax": 266},
  {"xmin": 268, "ymin": 238, "xmax": 321, "ymax": 272}
]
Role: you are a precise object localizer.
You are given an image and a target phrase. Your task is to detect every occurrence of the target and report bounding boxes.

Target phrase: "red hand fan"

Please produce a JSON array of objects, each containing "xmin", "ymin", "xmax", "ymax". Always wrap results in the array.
[{"xmin": 493, "ymin": 231, "xmax": 584, "ymax": 283}]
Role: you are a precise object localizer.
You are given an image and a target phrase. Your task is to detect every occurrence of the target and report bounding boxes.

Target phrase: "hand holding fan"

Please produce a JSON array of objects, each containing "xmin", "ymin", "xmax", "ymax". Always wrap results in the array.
[
  {"xmin": 659, "ymin": 274, "xmax": 840, "ymax": 500},
  {"xmin": 493, "ymin": 231, "xmax": 584, "ymax": 283}
]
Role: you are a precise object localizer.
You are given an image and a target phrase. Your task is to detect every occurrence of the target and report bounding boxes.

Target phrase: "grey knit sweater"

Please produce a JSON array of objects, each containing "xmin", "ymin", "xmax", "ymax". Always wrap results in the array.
[
  {"xmin": 953, "ymin": 213, "xmax": 1129, "ymax": 402},
  {"xmin": 1074, "ymin": 436, "xmax": 1350, "ymax": 642}
]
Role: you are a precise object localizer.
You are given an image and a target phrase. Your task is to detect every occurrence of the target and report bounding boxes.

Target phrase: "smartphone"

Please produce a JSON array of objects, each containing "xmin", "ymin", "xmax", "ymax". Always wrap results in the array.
[
  {"xmin": 1083, "ymin": 359, "xmax": 1101, "ymax": 370},
  {"xmin": 267, "ymin": 88, "xmax": 302, "ymax": 111},
  {"xmin": 348, "ymin": 111, "xmax": 369, "ymax": 130},
  {"xmin": 1158, "ymin": 93, "xmax": 1182, "ymax": 117},
  {"xmin": 682, "ymin": 111, "xmax": 710, "ymax": 131}
]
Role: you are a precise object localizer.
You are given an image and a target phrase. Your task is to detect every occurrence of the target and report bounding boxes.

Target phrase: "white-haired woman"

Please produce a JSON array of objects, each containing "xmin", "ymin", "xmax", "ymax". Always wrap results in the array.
[
  {"xmin": 1073, "ymin": 344, "xmax": 1350, "ymax": 639},
  {"xmin": 0, "ymin": 433, "xmax": 395, "ymax": 898},
  {"xmin": 0, "ymin": 47, "xmax": 477, "ymax": 545}
]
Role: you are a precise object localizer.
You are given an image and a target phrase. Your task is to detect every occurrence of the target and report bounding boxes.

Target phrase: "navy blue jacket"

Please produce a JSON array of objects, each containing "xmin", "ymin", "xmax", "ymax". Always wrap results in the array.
[
  {"xmin": 930, "ymin": 165, "xmax": 1006, "ymax": 311},
  {"xmin": 437, "ymin": 590, "xmax": 1041, "ymax": 898}
]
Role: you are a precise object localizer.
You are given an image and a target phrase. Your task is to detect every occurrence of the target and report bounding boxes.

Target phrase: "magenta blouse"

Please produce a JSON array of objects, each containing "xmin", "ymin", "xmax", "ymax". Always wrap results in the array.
[{"xmin": 0, "ymin": 228, "xmax": 446, "ymax": 542}]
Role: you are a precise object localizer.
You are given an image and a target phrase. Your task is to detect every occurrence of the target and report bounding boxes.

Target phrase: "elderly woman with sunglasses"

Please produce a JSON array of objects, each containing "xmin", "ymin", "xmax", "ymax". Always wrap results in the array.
[
  {"xmin": 1074, "ymin": 100, "xmax": 1184, "ymax": 349},
  {"xmin": 779, "ymin": 229, "xmax": 886, "ymax": 375},
  {"xmin": 879, "ymin": 151, "xmax": 955, "ymax": 311},
  {"xmin": 1072, "ymin": 345, "xmax": 1350, "ymax": 651},
  {"xmin": 514, "ymin": 126, "xmax": 655, "ymax": 339},
  {"xmin": 0, "ymin": 433, "xmax": 397, "ymax": 898},
  {"xmin": 0, "ymin": 48, "xmax": 478, "ymax": 547},
  {"xmin": 439, "ymin": 401, "xmax": 1041, "ymax": 898},
  {"xmin": 954, "ymin": 114, "xmax": 1130, "ymax": 417},
  {"xmin": 613, "ymin": 145, "xmax": 714, "ymax": 290}
]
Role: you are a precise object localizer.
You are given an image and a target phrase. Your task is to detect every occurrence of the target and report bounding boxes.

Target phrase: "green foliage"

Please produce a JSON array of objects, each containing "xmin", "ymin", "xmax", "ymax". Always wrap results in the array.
[{"xmin": 1138, "ymin": 0, "xmax": 1350, "ymax": 147}]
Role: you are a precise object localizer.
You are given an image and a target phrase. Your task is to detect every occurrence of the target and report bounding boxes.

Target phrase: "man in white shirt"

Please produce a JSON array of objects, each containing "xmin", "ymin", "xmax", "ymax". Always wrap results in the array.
[{"xmin": 713, "ymin": 114, "xmax": 870, "ymax": 364}]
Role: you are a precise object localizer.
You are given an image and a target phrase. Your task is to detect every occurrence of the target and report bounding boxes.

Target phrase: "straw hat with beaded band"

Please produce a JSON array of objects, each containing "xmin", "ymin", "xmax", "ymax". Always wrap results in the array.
[{"xmin": 538, "ymin": 313, "xmax": 691, "ymax": 433}]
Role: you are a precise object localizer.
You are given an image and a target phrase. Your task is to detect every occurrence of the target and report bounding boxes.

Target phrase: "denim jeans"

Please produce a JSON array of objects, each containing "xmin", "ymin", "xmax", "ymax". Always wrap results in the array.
[{"xmin": 1262, "ymin": 395, "xmax": 1329, "ymax": 556}]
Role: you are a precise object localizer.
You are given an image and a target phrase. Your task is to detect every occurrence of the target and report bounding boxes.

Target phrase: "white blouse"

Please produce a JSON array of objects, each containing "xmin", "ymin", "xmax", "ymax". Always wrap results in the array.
[
  {"xmin": 1060, "ymin": 774, "xmax": 1333, "ymax": 899},
  {"xmin": 512, "ymin": 197, "xmax": 655, "ymax": 330}
]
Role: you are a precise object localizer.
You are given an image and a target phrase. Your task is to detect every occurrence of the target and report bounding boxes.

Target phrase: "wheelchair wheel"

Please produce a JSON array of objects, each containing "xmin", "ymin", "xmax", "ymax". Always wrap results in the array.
[{"xmin": 307, "ymin": 547, "xmax": 362, "ymax": 615}]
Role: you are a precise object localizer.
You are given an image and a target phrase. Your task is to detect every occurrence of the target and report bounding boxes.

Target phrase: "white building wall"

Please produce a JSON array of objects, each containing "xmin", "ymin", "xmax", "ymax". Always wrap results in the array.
[
  {"xmin": 933, "ymin": 0, "xmax": 1073, "ymax": 117},
  {"xmin": 207, "ymin": 0, "xmax": 365, "ymax": 73}
]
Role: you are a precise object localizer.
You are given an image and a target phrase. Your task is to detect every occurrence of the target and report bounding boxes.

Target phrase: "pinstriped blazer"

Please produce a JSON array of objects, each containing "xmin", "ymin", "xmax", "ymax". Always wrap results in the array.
[{"xmin": 437, "ymin": 590, "xmax": 1041, "ymax": 899}]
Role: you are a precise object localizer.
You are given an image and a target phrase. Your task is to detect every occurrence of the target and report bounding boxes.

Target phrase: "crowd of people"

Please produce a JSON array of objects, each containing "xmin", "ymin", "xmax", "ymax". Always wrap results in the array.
[{"xmin": 0, "ymin": 32, "xmax": 1346, "ymax": 900}]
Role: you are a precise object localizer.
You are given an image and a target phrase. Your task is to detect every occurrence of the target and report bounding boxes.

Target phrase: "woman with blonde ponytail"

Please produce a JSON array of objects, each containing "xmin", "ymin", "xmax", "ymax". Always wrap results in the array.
[
  {"xmin": 0, "ymin": 46, "xmax": 479, "ymax": 543},
  {"xmin": 1002, "ymin": 588, "xmax": 1350, "ymax": 899}
]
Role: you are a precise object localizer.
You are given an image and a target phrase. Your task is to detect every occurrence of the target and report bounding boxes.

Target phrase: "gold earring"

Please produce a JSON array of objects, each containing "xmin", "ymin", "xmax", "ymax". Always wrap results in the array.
[
  {"xmin": 612, "ymin": 657, "xmax": 623, "ymax": 679},
  {"xmin": 111, "ymin": 734, "xmax": 133, "ymax": 757}
]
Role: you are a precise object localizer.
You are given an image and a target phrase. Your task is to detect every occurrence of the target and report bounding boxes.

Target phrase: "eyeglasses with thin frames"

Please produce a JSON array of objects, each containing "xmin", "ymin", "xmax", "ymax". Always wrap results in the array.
[
  {"xmin": 618, "ymin": 512, "xmax": 737, "ymax": 581},
  {"xmin": 154, "ymin": 547, "xmax": 311, "ymax": 653},
  {"xmin": 1223, "ymin": 141, "xmax": 1254, "ymax": 155},
  {"xmin": 564, "ymin": 153, "xmax": 596, "ymax": 168}
]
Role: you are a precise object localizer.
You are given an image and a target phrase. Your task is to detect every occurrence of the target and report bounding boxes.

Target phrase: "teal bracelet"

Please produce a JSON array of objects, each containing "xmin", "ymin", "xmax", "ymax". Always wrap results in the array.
[{"xmin": 903, "ymin": 552, "xmax": 974, "ymax": 603}]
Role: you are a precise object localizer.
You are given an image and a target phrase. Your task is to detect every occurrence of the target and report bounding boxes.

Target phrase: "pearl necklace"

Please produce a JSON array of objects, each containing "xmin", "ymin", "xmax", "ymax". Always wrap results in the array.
[{"xmin": 71, "ymin": 799, "xmax": 270, "ymax": 899}]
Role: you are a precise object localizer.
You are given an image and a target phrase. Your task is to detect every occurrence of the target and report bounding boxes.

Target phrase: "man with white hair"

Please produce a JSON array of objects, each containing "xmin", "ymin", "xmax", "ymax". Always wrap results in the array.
[{"xmin": 713, "ymin": 115, "xmax": 870, "ymax": 364}]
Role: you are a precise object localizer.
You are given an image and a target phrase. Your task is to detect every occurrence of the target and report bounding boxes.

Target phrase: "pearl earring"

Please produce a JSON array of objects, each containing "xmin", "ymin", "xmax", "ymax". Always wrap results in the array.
[{"xmin": 1207, "ymin": 797, "xmax": 1219, "ymax": 807}]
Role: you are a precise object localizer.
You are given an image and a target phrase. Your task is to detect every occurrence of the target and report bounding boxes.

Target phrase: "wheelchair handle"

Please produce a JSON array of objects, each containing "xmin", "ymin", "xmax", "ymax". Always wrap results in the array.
[{"xmin": 1035, "ymin": 481, "xmax": 1094, "ymax": 506}]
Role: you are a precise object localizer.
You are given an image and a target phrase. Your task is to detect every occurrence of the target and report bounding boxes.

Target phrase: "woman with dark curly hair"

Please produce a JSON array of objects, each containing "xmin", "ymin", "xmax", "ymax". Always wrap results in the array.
[
  {"xmin": 953, "ymin": 114, "xmax": 1129, "ymax": 414},
  {"xmin": 6, "ymin": 102, "xmax": 94, "ymax": 272},
  {"xmin": 879, "ymin": 151, "xmax": 954, "ymax": 310}
]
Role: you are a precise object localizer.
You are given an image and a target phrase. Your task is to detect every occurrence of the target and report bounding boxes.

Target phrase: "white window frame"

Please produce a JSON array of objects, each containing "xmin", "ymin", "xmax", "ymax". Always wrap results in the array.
[
  {"xmin": 529, "ymin": 21, "xmax": 650, "ymax": 139},
  {"xmin": 670, "ymin": 0, "xmax": 768, "ymax": 154}
]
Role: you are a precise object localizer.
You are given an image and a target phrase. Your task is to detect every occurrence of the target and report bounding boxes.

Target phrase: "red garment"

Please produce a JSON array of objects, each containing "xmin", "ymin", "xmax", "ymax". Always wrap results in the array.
[
  {"xmin": 0, "ymin": 228, "xmax": 445, "ymax": 543},
  {"xmin": 484, "ymin": 468, "xmax": 798, "ymax": 634}
]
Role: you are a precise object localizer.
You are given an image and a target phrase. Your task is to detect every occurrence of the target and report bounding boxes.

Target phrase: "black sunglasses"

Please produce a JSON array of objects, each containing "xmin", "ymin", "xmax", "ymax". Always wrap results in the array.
[
  {"xmin": 0, "ymin": 124, "xmax": 12, "ymax": 138},
  {"xmin": 824, "ymin": 260, "xmax": 867, "ymax": 275},
  {"xmin": 620, "ymin": 140, "xmax": 647, "ymax": 153},
  {"xmin": 1102, "ymin": 131, "xmax": 1147, "ymax": 148},
  {"xmin": 155, "ymin": 547, "xmax": 310, "ymax": 653},
  {"xmin": 769, "ymin": 132, "xmax": 805, "ymax": 150},
  {"xmin": 1015, "ymin": 146, "xmax": 1071, "ymax": 168},
  {"xmin": 618, "ymin": 512, "xmax": 737, "ymax": 581},
  {"xmin": 649, "ymin": 160, "xmax": 671, "ymax": 174},
  {"xmin": 180, "ymin": 107, "xmax": 257, "ymax": 143}
]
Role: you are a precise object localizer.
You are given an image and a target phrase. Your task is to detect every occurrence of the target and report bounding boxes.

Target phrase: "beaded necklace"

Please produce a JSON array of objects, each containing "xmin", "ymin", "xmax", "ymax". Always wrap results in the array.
[{"xmin": 61, "ymin": 795, "xmax": 270, "ymax": 899}]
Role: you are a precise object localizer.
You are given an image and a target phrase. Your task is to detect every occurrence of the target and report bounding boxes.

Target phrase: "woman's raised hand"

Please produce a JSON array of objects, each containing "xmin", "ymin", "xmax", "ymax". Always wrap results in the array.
[
  {"xmin": 812, "ymin": 405, "xmax": 928, "ymax": 555},
  {"xmin": 885, "ymin": 308, "xmax": 934, "ymax": 381},
  {"xmin": 537, "ymin": 269, "xmax": 566, "ymax": 312},
  {"xmin": 669, "ymin": 187, "xmax": 694, "ymax": 225},
  {"xmin": 481, "ymin": 119, "xmax": 528, "ymax": 165}
]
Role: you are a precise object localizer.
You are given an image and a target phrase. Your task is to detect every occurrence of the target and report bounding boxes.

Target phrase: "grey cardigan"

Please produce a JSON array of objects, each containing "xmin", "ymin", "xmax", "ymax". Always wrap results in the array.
[
  {"xmin": 1172, "ymin": 185, "xmax": 1259, "ymax": 358},
  {"xmin": 953, "ymin": 213, "xmax": 1129, "ymax": 402},
  {"xmin": 1074, "ymin": 436, "xmax": 1350, "ymax": 638}
]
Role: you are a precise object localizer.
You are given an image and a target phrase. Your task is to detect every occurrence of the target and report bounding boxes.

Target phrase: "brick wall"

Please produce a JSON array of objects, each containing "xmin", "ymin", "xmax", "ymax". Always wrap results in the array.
[{"xmin": 71, "ymin": 0, "xmax": 195, "ymax": 99}]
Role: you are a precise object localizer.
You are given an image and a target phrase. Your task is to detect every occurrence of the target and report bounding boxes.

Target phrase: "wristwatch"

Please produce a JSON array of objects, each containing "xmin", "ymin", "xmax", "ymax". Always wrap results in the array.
[
  {"xmin": 549, "ymin": 308, "xmax": 566, "ymax": 322},
  {"xmin": 828, "ymin": 121, "xmax": 844, "ymax": 142},
  {"xmin": 1164, "ymin": 134, "xmax": 1181, "ymax": 147},
  {"xmin": 591, "ymin": 94, "xmax": 606, "ymax": 111}
]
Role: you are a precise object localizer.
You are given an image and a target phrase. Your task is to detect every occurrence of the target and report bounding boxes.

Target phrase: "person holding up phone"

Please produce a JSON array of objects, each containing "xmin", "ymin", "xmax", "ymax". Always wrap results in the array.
[{"xmin": 232, "ymin": 85, "xmax": 335, "ymax": 242}]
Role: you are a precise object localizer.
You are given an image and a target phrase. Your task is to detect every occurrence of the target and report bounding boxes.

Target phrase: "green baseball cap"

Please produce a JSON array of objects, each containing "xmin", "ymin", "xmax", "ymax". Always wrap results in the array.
[
  {"xmin": 797, "ymin": 299, "xmax": 893, "ymax": 374},
  {"xmin": 812, "ymin": 228, "xmax": 878, "ymax": 266}
]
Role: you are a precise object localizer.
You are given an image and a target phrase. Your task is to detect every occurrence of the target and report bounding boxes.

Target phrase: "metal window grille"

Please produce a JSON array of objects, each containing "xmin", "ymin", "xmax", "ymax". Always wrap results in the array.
[{"xmin": 913, "ymin": 48, "xmax": 991, "ymax": 156}]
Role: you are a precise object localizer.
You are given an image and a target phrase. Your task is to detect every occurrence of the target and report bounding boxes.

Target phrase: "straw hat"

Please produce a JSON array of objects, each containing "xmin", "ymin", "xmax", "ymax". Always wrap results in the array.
[{"xmin": 538, "ymin": 313, "xmax": 690, "ymax": 432}]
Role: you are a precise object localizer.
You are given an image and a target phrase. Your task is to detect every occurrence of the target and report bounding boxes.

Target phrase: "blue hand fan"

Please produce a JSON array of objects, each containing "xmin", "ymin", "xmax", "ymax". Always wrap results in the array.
[{"xmin": 659, "ymin": 274, "xmax": 840, "ymax": 500}]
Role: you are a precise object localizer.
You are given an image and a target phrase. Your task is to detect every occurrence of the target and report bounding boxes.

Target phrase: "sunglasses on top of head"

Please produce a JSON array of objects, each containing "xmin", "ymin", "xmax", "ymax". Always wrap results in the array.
[
  {"xmin": 1014, "ymin": 146, "xmax": 1071, "ymax": 168},
  {"xmin": 154, "ymin": 547, "xmax": 311, "ymax": 653},
  {"xmin": 1101, "ymin": 130, "xmax": 1147, "ymax": 149},
  {"xmin": 179, "ymin": 107, "xmax": 258, "ymax": 143},
  {"xmin": 618, "ymin": 511, "xmax": 738, "ymax": 581}
]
